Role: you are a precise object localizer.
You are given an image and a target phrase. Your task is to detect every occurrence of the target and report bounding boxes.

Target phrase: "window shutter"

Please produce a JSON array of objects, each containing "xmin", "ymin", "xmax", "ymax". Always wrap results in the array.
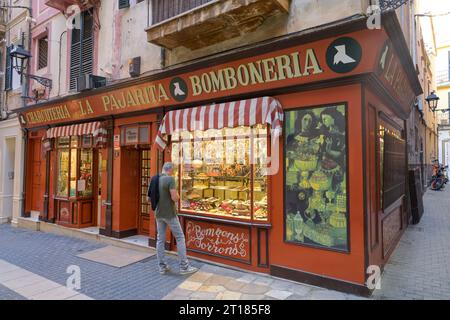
[
  {"xmin": 4, "ymin": 45, "xmax": 12, "ymax": 91},
  {"xmin": 119, "ymin": 0, "xmax": 130, "ymax": 9},
  {"xmin": 70, "ymin": 10, "xmax": 94, "ymax": 91}
]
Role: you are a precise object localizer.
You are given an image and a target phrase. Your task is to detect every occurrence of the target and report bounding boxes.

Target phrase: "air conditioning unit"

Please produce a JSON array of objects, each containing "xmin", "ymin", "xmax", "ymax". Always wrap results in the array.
[{"xmin": 77, "ymin": 74, "xmax": 107, "ymax": 92}]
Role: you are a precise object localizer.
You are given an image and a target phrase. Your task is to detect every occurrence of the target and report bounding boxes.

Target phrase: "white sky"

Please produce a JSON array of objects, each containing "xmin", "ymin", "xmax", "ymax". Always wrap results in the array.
[{"xmin": 418, "ymin": 0, "xmax": 450, "ymax": 49}]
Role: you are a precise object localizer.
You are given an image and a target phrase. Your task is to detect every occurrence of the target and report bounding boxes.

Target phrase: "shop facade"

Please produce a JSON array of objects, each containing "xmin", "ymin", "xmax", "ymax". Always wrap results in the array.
[{"xmin": 16, "ymin": 14, "xmax": 422, "ymax": 295}]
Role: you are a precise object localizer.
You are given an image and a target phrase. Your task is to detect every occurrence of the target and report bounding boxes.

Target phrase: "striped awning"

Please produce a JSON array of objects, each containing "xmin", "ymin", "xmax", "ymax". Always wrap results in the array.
[
  {"xmin": 42, "ymin": 121, "xmax": 108, "ymax": 152},
  {"xmin": 155, "ymin": 97, "xmax": 284, "ymax": 151}
]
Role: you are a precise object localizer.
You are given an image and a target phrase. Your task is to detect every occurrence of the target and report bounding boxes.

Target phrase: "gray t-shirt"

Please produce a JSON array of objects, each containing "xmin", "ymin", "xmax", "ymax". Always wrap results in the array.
[{"xmin": 155, "ymin": 174, "xmax": 177, "ymax": 219}]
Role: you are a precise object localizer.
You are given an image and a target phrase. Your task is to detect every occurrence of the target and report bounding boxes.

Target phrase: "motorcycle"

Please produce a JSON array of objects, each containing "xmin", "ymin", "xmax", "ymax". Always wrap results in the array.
[{"xmin": 430, "ymin": 163, "xmax": 449, "ymax": 191}]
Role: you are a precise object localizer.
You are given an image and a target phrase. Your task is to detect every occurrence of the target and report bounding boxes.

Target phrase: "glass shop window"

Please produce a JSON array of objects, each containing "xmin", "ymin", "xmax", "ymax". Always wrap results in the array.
[
  {"xmin": 172, "ymin": 125, "xmax": 269, "ymax": 222},
  {"xmin": 56, "ymin": 136, "xmax": 94, "ymax": 198},
  {"xmin": 284, "ymin": 104, "xmax": 349, "ymax": 252}
]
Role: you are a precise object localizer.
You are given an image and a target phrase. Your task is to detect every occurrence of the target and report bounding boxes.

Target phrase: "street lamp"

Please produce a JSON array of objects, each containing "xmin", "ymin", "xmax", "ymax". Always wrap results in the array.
[
  {"xmin": 9, "ymin": 44, "xmax": 32, "ymax": 75},
  {"xmin": 426, "ymin": 91, "xmax": 440, "ymax": 113},
  {"xmin": 8, "ymin": 44, "xmax": 53, "ymax": 102}
]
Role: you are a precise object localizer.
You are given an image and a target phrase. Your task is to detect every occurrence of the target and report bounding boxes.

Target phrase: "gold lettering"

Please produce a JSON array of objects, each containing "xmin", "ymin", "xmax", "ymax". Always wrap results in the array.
[
  {"xmin": 158, "ymin": 84, "xmax": 169, "ymax": 101},
  {"xmin": 262, "ymin": 58, "xmax": 278, "ymax": 83},
  {"xmin": 223, "ymin": 68, "xmax": 237, "ymax": 90},
  {"xmin": 291, "ymin": 52, "xmax": 303, "ymax": 77},
  {"xmin": 190, "ymin": 76, "xmax": 202, "ymax": 96},
  {"xmin": 237, "ymin": 65, "xmax": 250, "ymax": 86},
  {"xmin": 248, "ymin": 61, "xmax": 264, "ymax": 85},
  {"xmin": 102, "ymin": 96, "xmax": 110, "ymax": 111},
  {"xmin": 303, "ymin": 49, "xmax": 323, "ymax": 76},
  {"xmin": 126, "ymin": 91, "xmax": 137, "ymax": 107},
  {"xmin": 201, "ymin": 73, "xmax": 212, "ymax": 94},
  {"xmin": 210, "ymin": 71, "xmax": 226, "ymax": 92},
  {"xmin": 275, "ymin": 55, "xmax": 294, "ymax": 81}
]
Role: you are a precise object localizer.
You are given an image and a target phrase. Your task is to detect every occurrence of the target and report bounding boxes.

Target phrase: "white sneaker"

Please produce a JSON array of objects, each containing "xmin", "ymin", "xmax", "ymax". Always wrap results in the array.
[{"xmin": 180, "ymin": 266, "xmax": 199, "ymax": 275}]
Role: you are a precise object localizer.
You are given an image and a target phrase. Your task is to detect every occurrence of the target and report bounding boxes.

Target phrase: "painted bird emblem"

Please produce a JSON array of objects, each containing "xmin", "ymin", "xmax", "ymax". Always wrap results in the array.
[{"xmin": 333, "ymin": 45, "xmax": 356, "ymax": 65}]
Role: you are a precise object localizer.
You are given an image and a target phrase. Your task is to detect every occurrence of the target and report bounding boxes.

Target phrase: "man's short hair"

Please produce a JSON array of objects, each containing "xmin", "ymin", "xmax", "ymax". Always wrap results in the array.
[{"xmin": 162, "ymin": 162, "xmax": 174, "ymax": 173}]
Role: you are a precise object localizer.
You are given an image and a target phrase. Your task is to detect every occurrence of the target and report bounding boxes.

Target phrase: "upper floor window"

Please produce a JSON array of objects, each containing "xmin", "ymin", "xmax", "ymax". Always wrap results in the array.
[
  {"xmin": 70, "ymin": 9, "xmax": 94, "ymax": 91},
  {"xmin": 151, "ymin": 0, "xmax": 213, "ymax": 25},
  {"xmin": 38, "ymin": 36, "xmax": 48, "ymax": 70}
]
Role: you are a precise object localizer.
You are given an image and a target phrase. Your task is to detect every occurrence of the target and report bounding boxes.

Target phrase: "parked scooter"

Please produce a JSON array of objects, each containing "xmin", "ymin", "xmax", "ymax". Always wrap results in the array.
[{"xmin": 430, "ymin": 162, "xmax": 449, "ymax": 191}]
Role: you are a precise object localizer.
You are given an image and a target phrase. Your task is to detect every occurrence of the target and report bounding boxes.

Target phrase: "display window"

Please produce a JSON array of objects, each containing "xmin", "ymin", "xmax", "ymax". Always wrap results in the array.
[
  {"xmin": 56, "ymin": 136, "xmax": 94, "ymax": 199},
  {"xmin": 171, "ymin": 125, "xmax": 269, "ymax": 223},
  {"xmin": 284, "ymin": 104, "xmax": 349, "ymax": 251},
  {"xmin": 379, "ymin": 120, "xmax": 405, "ymax": 210}
]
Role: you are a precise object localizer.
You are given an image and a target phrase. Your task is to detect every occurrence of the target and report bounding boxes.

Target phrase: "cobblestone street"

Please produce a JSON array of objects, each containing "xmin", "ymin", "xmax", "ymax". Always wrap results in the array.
[
  {"xmin": 0, "ymin": 185, "xmax": 449, "ymax": 300},
  {"xmin": 373, "ymin": 186, "xmax": 450, "ymax": 300}
]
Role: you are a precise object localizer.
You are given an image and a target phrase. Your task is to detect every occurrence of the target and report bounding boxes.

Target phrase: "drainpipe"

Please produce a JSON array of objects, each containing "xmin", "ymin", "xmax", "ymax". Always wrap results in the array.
[{"xmin": 20, "ymin": 128, "xmax": 28, "ymax": 218}]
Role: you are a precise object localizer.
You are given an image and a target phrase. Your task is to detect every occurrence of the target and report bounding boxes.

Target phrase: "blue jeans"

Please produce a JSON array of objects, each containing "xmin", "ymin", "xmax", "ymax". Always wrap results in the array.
[{"xmin": 156, "ymin": 216, "xmax": 189, "ymax": 271}]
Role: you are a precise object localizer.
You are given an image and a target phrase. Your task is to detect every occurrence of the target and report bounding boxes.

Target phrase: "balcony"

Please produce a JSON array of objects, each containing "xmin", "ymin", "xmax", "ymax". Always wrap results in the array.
[
  {"xmin": 146, "ymin": 0, "xmax": 291, "ymax": 50},
  {"xmin": 44, "ymin": 0, "xmax": 97, "ymax": 11}
]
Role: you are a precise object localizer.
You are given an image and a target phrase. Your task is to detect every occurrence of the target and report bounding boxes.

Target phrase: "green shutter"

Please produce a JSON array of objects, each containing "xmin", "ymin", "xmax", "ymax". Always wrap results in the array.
[
  {"xmin": 119, "ymin": 0, "xmax": 130, "ymax": 9},
  {"xmin": 4, "ymin": 46, "xmax": 12, "ymax": 91}
]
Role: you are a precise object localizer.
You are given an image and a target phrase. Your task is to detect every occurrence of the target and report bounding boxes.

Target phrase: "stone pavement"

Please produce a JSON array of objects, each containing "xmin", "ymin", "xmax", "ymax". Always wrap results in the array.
[
  {"xmin": 1, "ymin": 182, "xmax": 449, "ymax": 300},
  {"xmin": 0, "ymin": 224, "xmax": 362, "ymax": 300},
  {"xmin": 372, "ymin": 186, "xmax": 450, "ymax": 300}
]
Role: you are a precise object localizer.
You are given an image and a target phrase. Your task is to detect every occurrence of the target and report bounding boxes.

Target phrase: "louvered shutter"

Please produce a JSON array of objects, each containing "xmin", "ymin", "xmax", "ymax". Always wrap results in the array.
[
  {"xmin": 5, "ymin": 45, "xmax": 12, "ymax": 91},
  {"xmin": 69, "ymin": 9, "xmax": 94, "ymax": 91}
]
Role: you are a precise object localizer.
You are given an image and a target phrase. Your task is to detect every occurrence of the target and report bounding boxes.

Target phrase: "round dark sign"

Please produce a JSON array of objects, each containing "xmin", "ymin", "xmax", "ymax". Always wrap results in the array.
[
  {"xmin": 170, "ymin": 77, "xmax": 188, "ymax": 102},
  {"xmin": 326, "ymin": 37, "xmax": 362, "ymax": 74}
]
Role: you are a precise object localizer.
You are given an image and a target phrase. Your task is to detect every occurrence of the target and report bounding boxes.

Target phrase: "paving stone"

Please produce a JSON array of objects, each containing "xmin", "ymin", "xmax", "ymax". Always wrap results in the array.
[
  {"xmin": 216, "ymin": 291, "xmax": 242, "ymax": 300},
  {"xmin": 190, "ymin": 291, "xmax": 219, "ymax": 300},
  {"xmin": 252, "ymin": 276, "xmax": 274, "ymax": 286},
  {"xmin": 309, "ymin": 289, "xmax": 347, "ymax": 300},
  {"xmin": 240, "ymin": 283, "xmax": 270, "ymax": 295},
  {"xmin": 0, "ymin": 284, "xmax": 26, "ymax": 300},
  {"xmin": 198, "ymin": 285, "xmax": 226, "ymax": 293},
  {"xmin": 31, "ymin": 286, "xmax": 80, "ymax": 300},
  {"xmin": 178, "ymin": 280, "xmax": 203, "ymax": 291},
  {"xmin": 288, "ymin": 284, "xmax": 313, "ymax": 296},
  {"xmin": 222, "ymin": 279, "xmax": 247, "ymax": 291},
  {"xmin": 286, "ymin": 294, "xmax": 309, "ymax": 300},
  {"xmin": 240, "ymin": 293, "xmax": 265, "ymax": 300},
  {"xmin": 236, "ymin": 274, "xmax": 257, "ymax": 283},
  {"xmin": 204, "ymin": 275, "xmax": 233, "ymax": 286},
  {"xmin": 169, "ymin": 287, "xmax": 194, "ymax": 297},
  {"xmin": 265, "ymin": 289, "xmax": 293, "ymax": 300},
  {"xmin": 187, "ymin": 271, "xmax": 213, "ymax": 283}
]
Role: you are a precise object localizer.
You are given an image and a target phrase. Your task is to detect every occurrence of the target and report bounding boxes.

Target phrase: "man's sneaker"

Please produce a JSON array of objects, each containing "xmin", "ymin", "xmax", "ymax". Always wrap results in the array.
[
  {"xmin": 159, "ymin": 266, "xmax": 171, "ymax": 275},
  {"xmin": 180, "ymin": 266, "xmax": 199, "ymax": 275}
]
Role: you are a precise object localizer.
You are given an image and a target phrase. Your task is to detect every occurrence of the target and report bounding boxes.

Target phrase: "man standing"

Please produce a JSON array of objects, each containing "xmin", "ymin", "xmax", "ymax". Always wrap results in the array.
[{"xmin": 152, "ymin": 162, "xmax": 198, "ymax": 275}]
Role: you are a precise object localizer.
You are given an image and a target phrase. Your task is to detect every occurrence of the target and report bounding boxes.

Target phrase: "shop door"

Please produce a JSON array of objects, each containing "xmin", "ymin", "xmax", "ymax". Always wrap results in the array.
[
  {"xmin": 139, "ymin": 149, "xmax": 151, "ymax": 236},
  {"xmin": 31, "ymin": 139, "xmax": 43, "ymax": 213}
]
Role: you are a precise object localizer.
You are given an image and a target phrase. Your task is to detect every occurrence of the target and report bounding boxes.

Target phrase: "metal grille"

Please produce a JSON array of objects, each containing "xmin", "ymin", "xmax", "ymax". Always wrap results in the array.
[
  {"xmin": 38, "ymin": 37, "xmax": 48, "ymax": 70},
  {"xmin": 151, "ymin": 0, "xmax": 213, "ymax": 25},
  {"xmin": 379, "ymin": 0, "xmax": 409, "ymax": 11}
]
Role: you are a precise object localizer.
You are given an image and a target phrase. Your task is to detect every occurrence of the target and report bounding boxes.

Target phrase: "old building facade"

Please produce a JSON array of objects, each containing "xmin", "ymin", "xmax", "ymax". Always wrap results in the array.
[{"xmin": 0, "ymin": 0, "xmax": 431, "ymax": 295}]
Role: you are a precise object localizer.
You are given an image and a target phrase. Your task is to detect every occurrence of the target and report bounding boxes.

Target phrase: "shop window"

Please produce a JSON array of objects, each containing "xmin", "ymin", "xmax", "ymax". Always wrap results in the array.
[
  {"xmin": 172, "ymin": 125, "xmax": 269, "ymax": 222},
  {"xmin": 70, "ymin": 9, "xmax": 94, "ymax": 90},
  {"xmin": 379, "ymin": 123, "xmax": 405, "ymax": 210},
  {"xmin": 284, "ymin": 104, "xmax": 349, "ymax": 252},
  {"xmin": 56, "ymin": 136, "xmax": 94, "ymax": 198}
]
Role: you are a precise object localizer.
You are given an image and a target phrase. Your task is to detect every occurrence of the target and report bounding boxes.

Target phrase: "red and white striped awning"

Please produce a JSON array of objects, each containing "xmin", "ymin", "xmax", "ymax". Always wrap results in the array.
[
  {"xmin": 42, "ymin": 121, "xmax": 108, "ymax": 152},
  {"xmin": 155, "ymin": 97, "xmax": 284, "ymax": 150}
]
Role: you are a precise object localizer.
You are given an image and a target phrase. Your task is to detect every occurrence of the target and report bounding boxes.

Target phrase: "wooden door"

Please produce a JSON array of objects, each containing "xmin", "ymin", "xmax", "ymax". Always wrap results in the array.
[
  {"xmin": 31, "ymin": 139, "xmax": 43, "ymax": 213},
  {"xmin": 139, "ymin": 149, "xmax": 151, "ymax": 236}
]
